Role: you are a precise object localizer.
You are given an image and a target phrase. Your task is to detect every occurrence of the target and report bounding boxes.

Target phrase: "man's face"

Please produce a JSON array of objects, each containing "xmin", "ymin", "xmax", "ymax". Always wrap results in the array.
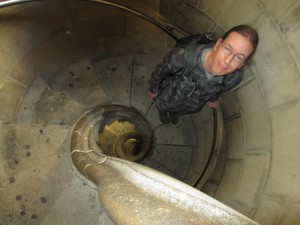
[{"xmin": 208, "ymin": 31, "xmax": 254, "ymax": 76}]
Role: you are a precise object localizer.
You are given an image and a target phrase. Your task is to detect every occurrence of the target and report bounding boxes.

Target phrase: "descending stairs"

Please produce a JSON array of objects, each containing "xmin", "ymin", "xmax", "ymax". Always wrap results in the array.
[
  {"xmin": 19, "ymin": 51, "xmax": 202, "ymax": 179},
  {"xmin": 0, "ymin": 11, "xmax": 216, "ymax": 222}
]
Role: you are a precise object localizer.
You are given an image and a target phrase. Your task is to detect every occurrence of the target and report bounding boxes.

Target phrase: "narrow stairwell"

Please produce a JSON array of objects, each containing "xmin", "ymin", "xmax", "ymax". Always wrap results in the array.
[
  {"xmin": 0, "ymin": 2, "xmax": 233, "ymax": 224},
  {"xmin": 1, "ymin": 35, "xmax": 213, "ymax": 224}
]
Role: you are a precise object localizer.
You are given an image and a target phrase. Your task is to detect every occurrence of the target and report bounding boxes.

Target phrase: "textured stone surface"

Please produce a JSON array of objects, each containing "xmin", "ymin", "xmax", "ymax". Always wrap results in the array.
[
  {"xmin": 131, "ymin": 61, "xmax": 155, "ymax": 113},
  {"xmin": 51, "ymin": 57, "xmax": 108, "ymax": 108},
  {"xmin": 0, "ymin": 123, "xmax": 100, "ymax": 225},
  {"xmin": 146, "ymin": 145, "xmax": 192, "ymax": 179},
  {"xmin": 0, "ymin": 79, "xmax": 25, "ymax": 121},
  {"xmin": 237, "ymin": 79, "xmax": 271, "ymax": 150},
  {"xmin": 17, "ymin": 78, "xmax": 86, "ymax": 126},
  {"xmin": 254, "ymin": 195, "xmax": 283, "ymax": 225},
  {"xmin": 214, "ymin": 160, "xmax": 243, "ymax": 204},
  {"xmin": 155, "ymin": 114, "xmax": 196, "ymax": 146},
  {"xmin": 94, "ymin": 55, "xmax": 133, "ymax": 106},
  {"xmin": 2, "ymin": 0, "xmax": 300, "ymax": 224},
  {"xmin": 267, "ymin": 99, "xmax": 300, "ymax": 200},
  {"xmin": 255, "ymin": 19, "xmax": 300, "ymax": 109},
  {"xmin": 225, "ymin": 118, "xmax": 245, "ymax": 159},
  {"xmin": 233, "ymin": 153, "xmax": 270, "ymax": 211}
]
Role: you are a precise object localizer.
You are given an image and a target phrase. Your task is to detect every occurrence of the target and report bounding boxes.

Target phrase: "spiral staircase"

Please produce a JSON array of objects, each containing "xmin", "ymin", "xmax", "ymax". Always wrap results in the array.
[{"xmin": 0, "ymin": 1, "xmax": 259, "ymax": 224}]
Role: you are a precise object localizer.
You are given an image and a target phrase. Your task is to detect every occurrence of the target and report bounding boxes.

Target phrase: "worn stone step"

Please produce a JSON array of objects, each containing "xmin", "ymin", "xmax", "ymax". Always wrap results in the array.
[{"xmin": 0, "ymin": 122, "xmax": 101, "ymax": 225}]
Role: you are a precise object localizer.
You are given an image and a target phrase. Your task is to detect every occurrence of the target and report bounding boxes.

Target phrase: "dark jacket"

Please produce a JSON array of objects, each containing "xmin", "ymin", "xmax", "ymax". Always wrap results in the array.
[{"xmin": 149, "ymin": 43, "xmax": 244, "ymax": 114}]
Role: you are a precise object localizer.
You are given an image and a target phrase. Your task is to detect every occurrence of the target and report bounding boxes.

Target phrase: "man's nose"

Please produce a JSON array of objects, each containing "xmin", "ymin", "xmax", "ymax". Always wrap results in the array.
[{"xmin": 224, "ymin": 53, "xmax": 235, "ymax": 64}]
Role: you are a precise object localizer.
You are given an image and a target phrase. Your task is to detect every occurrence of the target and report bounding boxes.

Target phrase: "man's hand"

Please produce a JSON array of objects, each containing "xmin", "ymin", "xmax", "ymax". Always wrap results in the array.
[
  {"xmin": 208, "ymin": 100, "xmax": 220, "ymax": 109},
  {"xmin": 148, "ymin": 91, "xmax": 158, "ymax": 100}
]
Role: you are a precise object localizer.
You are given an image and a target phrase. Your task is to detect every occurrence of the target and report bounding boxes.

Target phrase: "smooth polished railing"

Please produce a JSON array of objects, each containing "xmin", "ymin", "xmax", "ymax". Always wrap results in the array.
[
  {"xmin": 70, "ymin": 105, "xmax": 258, "ymax": 225},
  {"xmin": 0, "ymin": 0, "xmax": 40, "ymax": 8}
]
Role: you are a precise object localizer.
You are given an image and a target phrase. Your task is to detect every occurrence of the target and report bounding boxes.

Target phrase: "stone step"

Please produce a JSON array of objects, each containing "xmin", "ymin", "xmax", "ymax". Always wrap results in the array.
[
  {"xmin": 16, "ymin": 51, "xmax": 198, "ymax": 181},
  {"xmin": 92, "ymin": 54, "xmax": 200, "ymax": 180},
  {"xmin": 0, "ymin": 122, "xmax": 101, "ymax": 225},
  {"xmin": 93, "ymin": 54, "xmax": 134, "ymax": 106},
  {"xmin": 46, "ymin": 57, "xmax": 108, "ymax": 109},
  {"xmin": 16, "ymin": 76, "xmax": 86, "ymax": 126},
  {"xmin": 15, "ymin": 49, "xmax": 210, "ymax": 207}
]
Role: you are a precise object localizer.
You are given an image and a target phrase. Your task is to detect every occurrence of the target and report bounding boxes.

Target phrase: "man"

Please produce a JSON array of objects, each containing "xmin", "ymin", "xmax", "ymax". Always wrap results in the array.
[{"xmin": 148, "ymin": 25, "xmax": 259, "ymax": 124}]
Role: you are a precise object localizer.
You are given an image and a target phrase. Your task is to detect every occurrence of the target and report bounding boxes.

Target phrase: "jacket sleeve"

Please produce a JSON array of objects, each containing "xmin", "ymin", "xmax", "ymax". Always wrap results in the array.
[
  {"xmin": 149, "ymin": 47, "xmax": 186, "ymax": 93},
  {"xmin": 209, "ymin": 69, "xmax": 244, "ymax": 102}
]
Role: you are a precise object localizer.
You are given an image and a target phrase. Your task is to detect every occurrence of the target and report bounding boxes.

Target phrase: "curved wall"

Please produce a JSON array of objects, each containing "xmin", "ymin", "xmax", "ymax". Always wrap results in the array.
[
  {"xmin": 0, "ymin": 0, "xmax": 299, "ymax": 225},
  {"xmin": 150, "ymin": 1, "xmax": 300, "ymax": 224}
]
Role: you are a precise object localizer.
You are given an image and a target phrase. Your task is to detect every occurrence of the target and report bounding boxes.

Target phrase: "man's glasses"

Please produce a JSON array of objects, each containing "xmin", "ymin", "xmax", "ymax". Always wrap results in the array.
[{"xmin": 221, "ymin": 44, "xmax": 245, "ymax": 64}]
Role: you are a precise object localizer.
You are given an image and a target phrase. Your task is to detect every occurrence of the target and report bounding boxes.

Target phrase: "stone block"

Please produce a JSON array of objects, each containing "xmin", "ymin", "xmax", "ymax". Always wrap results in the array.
[
  {"xmin": 287, "ymin": 26, "xmax": 300, "ymax": 72},
  {"xmin": 16, "ymin": 77, "xmax": 49, "ymax": 122},
  {"xmin": 186, "ymin": 0, "xmax": 199, "ymax": 6},
  {"xmin": 88, "ymin": 14, "xmax": 127, "ymax": 39},
  {"xmin": 95, "ymin": 36, "xmax": 143, "ymax": 57},
  {"xmin": 10, "ymin": 36, "xmax": 87, "ymax": 87},
  {"xmin": 266, "ymin": 100, "xmax": 300, "ymax": 200},
  {"xmin": 0, "ymin": 47, "xmax": 17, "ymax": 84},
  {"xmin": 185, "ymin": 128, "xmax": 208, "ymax": 183},
  {"xmin": 148, "ymin": 145, "xmax": 193, "ymax": 179},
  {"xmin": 17, "ymin": 79, "xmax": 85, "ymax": 126},
  {"xmin": 131, "ymin": 63, "xmax": 155, "ymax": 113},
  {"xmin": 225, "ymin": 118, "xmax": 245, "ymax": 160},
  {"xmin": 159, "ymin": 0, "xmax": 216, "ymax": 34},
  {"xmin": 214, "ymin": 160, "xmax": 243, "ymax": 204},
  {"xmin": 202, "ymin": 181, "xmax": 218, "ymax": 197},
  {"xmin": 255, "ymin": 19, "xmax": 300, "ymax": 109},
  {"xmin": 93, "ymin": 55, "xmax": 133, "ymax": 106},
  {"xmin": 280, "ymin": 202, "xmax": 300, "ymax": 225},
  {"xmin": 132, "ymin": 53, "xmax": 160, "ymax": 68},
  {"xmin": 233, "ymin": 153, "xmax": 270, "ymax": 210},
  {"xmin": 209, "ymin": 142, "xmax": 227, "ymax": 184},
  {"xmin": 221, "ymin": 91, "xmax": 241, "ymax": 122},
  {"xmin": 254, "ymin": 195, "xmax": 283, "ymax": 225},
  {"xmin": 142, "ymin": 38, "xmax": 172, "ymax": 58},
  {"xmin": 68, "ymin": 0, "xmax": 121, "ymax": 21},
  {"xmin": 145, "ymin": 103, "xmax": 161, "ymax": 128},
  {"xmin": 0, "ymin": 79, "xmax": 25, "ymax": 121},
  {"xmin": 236, "ymin": 79, "xmax": 271, "ymax": 151},
  {"xmin": 51, "ymin": 57, "xmax": 108, "ymax": 108},
  {"xmin": 264, "ymin": 0, "xmax": 299, "ymax": 23},
  {"xmin": 155, "ymin": 114, "xmax": 196, "ymax": 146},
  {"xmin": 241, "ymin": 65, "xmax": 255, "ymax": 83},
  {"xmin": 279, "ymin": 4, "xmax": 300, "ymax": 33},
  {"xmin": 127, "ymin": 14, "xmax": 168, "ymax": 44},
  {"xmin": 191, "ymin": 106, "xmax": 212, "ymax": 131},
  {"xmin": 199, "ymin": 0, "xmax": 265, "ymax": 28},
  {"xmin": 194, "ymin": 128, "xmax": 206, "ymax": 167},
  {"xmin": 0, "ymin": 11, "xmax": 50, "ymax": 64},
  {"xmin": 0, "ymin": 122, "xmax": 101, "ymax": 225},
  {"xmin": 202, "ymin": 119, "xmax": 214, "ymax": 156}
]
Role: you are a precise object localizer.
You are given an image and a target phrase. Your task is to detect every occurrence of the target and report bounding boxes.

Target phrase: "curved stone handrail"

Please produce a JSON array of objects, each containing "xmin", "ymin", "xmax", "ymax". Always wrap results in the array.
[
  {"xmin": 70, "ymin": 105, "xmax": 259, "ymax": 225},
  {"xmin": 0, "ymin": 0, "xmax": 40, "ymax": 8}
]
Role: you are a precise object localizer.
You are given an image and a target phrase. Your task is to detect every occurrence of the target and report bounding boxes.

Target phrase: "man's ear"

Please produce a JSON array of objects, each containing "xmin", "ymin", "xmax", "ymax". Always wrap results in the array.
[
  {"xmin": 238, "ymin": 62, "xmax": 245, "ymax": 69},
  {"xmin": 214, "ymin": 38, "xmax": 223, "ymax": 51}
]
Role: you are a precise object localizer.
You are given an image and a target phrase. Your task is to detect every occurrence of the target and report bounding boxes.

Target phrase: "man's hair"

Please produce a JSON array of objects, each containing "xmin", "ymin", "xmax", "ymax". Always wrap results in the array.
[{"xmin": 222, "ymin": 24, "xmax": 259, "ymax": 61}]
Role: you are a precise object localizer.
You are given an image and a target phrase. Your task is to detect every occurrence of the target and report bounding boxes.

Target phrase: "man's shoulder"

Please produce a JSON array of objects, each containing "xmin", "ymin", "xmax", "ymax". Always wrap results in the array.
[{"xmin": 175, "ymin": 33, "xmax": 216, "ymax": 48}]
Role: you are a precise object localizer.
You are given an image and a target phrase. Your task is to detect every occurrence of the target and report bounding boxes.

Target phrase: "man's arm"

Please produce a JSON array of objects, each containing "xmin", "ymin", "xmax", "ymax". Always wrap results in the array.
[
  {"xmin": 148, "ymin": 91, "xmax": 158, "ymax": 100},
  {"xmin": 148, "ymin": 47, "xmax": 186, "ymax": 96},
  {"xmin": 208, "ymin": 100, "xmax": 220, "ymax": 109}
]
